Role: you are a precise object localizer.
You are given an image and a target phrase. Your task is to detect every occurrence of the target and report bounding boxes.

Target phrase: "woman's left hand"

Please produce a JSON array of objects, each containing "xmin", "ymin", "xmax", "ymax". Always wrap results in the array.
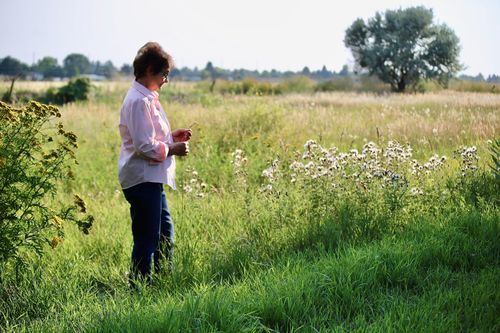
[{"xmin": 172, "ymin": 128, "xmax": 192, "ymax": 142}]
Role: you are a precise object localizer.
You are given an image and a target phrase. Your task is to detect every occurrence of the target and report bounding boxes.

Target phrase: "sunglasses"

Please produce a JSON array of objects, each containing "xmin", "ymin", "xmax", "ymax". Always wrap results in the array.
[{"xmin": 162, "ymin": 70, "xmax": 170, "ymax": 80}]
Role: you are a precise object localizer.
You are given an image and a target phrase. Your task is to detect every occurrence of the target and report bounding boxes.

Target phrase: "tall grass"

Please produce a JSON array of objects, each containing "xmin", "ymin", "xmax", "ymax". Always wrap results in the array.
[{"xmin": 0, "ymin": 83, "xmax": 498, "ymax": 332}]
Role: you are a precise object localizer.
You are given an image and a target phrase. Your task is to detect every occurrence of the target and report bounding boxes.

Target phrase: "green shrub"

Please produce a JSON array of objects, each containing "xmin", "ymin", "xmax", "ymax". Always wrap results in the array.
[
  {"xmin": 0, "ymin": 101, "xmax": 93, "ymax": 274},
  {"xmin": 43, "ymin": 77, "xmax": 93, "ymax": 104},
  {"xmin": 315, "ymin": 76, "xmax": 390, "ymax": 93},
  {"xmin": 216, "ymin": 79, "xmax": 281, "ymax": 95},
  {"xmin": 488, "ymin": 139, "xmax": 500, "ymax": 181},
  {"xmin": 277, "ymin": 76, "xmax": 315, "ymax": 93},
  {"xmin": 1, "ymin": 90, "xmax": 43, "ymax": 104},
  {"xmin": 449, "ymin": 80, "xmax": 499, "ymax": 93},
  {"xmin": 315, "ymin": 77, "xmax": 355, "ymax": 92},
  {"xmin": 448, "ymin": 143, "xmax": 500, "ymax": 207}
]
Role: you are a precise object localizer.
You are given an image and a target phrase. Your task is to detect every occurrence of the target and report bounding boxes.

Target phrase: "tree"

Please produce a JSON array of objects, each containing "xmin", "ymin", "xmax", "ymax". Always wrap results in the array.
[
  {"xmin": 317, "ymin": 65, "xmax": 333, "ymax": 80},
  {"xmin": 169, "ymin": 68, "xmax": 181, "ymax": 79},
  {"xmin": 34, "ymin": 56, "xmax": 63, "ymax": 78},
  {"xmin": 487, "ymin": 75, "xmax": 500, "ymax": 83},
  {"xmin": 63, "ymin": 53, "xmax": 90, "ymax": 77},
  {"xmin": 0, "ymin": 57, "xmax": 29, "ymax": 102},
  {"xmin": 120, "ymin": 64, "xmax": 133, "ymax": 76},
  {"xmin": 93, "ymin": 60, "xmax": 117, "ymax": 79},
  {"xmin": 202, "ymin": 61, "xmax": 215, "ymax": 80},
  {"xmin": 338, "ymin": 64, "xmax": 349, "ymax": 77},
  {"xmin": 0, "ymin": 56, "xmax": 28, "ymax": 77},
  {"xmin": 204, "ymin": 61, "xmax": 214, "ymax": 73},
  {"xmin": 344, "ymin": 6, "xmax": 461, "ymax": 92}
]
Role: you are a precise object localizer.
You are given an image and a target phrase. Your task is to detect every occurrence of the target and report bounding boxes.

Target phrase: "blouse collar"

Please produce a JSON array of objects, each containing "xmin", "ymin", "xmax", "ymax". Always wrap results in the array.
[{"xmin": 132, "ymin": 80, "xmax": 159, "ymax": 100}]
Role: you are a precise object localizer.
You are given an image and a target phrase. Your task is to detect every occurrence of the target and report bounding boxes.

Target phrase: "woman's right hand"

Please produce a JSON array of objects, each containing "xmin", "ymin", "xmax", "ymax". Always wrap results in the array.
[{"xmin": 168, "ymin": 142, "xmax": 189, "ymax": 156}]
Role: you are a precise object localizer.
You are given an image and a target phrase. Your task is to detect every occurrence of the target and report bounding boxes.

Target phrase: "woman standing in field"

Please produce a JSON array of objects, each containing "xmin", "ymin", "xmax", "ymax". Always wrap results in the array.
[{"xmin": 118, "ymin": 42, "xmax": 191, "ymax": 283}]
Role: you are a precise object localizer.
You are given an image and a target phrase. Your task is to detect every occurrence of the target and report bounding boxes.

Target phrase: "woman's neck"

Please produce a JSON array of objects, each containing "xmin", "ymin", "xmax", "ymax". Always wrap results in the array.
[{"xmin": 136, "ymin": 77, "xmax": 155, "ymax": 91}]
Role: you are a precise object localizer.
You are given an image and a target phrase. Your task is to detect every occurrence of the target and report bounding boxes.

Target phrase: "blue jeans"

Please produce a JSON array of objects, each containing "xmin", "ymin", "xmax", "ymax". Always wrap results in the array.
[{"xmin": 123, "ymin": 182, "xmax": 174, "ymax": 280}]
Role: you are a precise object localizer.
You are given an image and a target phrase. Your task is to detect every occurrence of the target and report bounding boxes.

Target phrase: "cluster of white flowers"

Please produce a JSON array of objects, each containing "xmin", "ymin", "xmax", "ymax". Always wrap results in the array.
[
  {"xmin": 261, "ymin": 159, "xmax": 280, "ymax": 191},
  {"xmin": 262, "ymin": 159, "xmax": 279, "ymax": 181},
  {"xmin": 454, "ymin": 146, "xmax": 479, "ymax": 176},
  {"xmin": 249, "ymin": 139, "xmax": 484, "ymax": 198},
  {"xmin": 183, "ymin": 167, "xmax": 208, "ymax": 198},
  {"xmin": 290, "ymin": 140, "xmax": 415, "ymax": 186},
  {"xmin": 380, "ymin": 170, "xmax": 407, "ymax": 187},
  {"xmin": 362, "ymin": 142, "xmax": 381, "ymax": 159},
  {"xmin": 258, "ymin": 139, "xmax": 456, "ymax": 195},
  {"xmin": 383, "ymin": 141, "xmax": 413, "ymax": 164},
  {"xmin": 231, "ymin": 148, "xmax": 248, "ymax": 188},
  {"xmin": 411, "ymin": 155, "xmax": 447, "ymax": 176},
  {"xmin": 231, "ymin": 148, "xmax": 248, "ymax": 178}
]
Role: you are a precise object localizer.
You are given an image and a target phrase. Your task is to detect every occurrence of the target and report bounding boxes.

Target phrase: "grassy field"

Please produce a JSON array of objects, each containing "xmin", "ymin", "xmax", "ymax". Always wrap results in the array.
[{"xmin": 0, "ymin": 81, "xmax": 499, "ymax": 332}]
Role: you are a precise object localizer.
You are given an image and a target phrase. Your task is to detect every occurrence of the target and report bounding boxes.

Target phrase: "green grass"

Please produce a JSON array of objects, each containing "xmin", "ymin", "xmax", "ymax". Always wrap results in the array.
[
  {"xmin": 3, "ymin": 208, "xmax": 498, "ymax": 332},
  {"xmin": 0, "ymin": 83, "xmax": 499, "ymax": 332}
]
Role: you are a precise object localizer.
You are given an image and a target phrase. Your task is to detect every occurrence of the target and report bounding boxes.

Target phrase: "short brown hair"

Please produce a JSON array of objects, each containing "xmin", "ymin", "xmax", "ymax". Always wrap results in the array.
[{"xmin": 133, "ymin": 42, "xmax": 174, "ymax": 79}]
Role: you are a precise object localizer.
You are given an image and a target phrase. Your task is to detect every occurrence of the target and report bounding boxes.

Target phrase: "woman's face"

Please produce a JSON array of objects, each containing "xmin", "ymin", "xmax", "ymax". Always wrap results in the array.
[{"xmin": 146, "ymin": 67, "xmax": 169, "ymax": 91}]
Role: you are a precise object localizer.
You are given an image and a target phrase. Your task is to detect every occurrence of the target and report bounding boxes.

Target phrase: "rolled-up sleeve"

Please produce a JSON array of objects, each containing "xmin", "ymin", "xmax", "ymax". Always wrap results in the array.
[{"xmin": 126, "ymin": 99, "xmax": 168, "ymax": 161}]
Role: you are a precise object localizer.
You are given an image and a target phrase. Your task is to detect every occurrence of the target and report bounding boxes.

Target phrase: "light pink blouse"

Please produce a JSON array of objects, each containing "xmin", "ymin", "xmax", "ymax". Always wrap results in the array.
[{"xmin": 118, "ymin": 81, "xmax": 176, "ymax": 190}]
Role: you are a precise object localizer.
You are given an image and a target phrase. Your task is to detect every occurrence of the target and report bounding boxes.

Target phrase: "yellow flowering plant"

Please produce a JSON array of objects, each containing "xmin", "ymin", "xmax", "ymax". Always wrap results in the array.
[{"xmin": 0, "ymin": 101, "xmax": 93, "ymax": 272}]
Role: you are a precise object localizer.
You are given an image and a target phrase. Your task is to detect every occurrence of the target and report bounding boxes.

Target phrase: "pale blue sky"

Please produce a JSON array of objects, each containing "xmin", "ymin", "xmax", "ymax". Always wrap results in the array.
[{"xmin": 1, "ymin": 0, "xmax": 499, "ymax": 75}]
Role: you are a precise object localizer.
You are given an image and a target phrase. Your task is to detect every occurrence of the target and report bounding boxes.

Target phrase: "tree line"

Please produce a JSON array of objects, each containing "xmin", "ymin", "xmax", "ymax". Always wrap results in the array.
[
  {"xmin": 0, "ymin": 54, "xmax": 124, "ymax": 80},
  {"xmin": 0, "ymin": 53, "xmax": 351, "ymax": 81},
  {"xmin": 2, "ymin": 53, "xmax": 498, "ymax": 86}
]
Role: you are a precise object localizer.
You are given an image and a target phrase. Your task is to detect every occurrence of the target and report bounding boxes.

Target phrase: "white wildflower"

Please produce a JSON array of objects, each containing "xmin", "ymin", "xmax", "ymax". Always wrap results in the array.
[{"xmin": 410, "ymin": 187, "xmax": 424, "ymax": 196}]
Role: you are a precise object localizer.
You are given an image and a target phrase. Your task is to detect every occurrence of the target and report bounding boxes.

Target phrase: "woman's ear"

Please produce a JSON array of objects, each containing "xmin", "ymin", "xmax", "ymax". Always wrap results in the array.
[{"xmin": 145, "ymin": 65, "xmax": 154, "ymax": 77}]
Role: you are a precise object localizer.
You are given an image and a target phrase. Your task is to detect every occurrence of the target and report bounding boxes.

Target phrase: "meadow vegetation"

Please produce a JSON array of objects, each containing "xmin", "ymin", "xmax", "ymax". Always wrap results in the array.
[
  {"xmin": 199, "ymin": 77, "xmax": 500, "ymax": 95},
  {"xmin": 0, "ymin": 81, "xmax": 498, "ymax": 332},
  {"xmin": 2, "ymin": 77, "xmax": 93, "ymax": 105}
]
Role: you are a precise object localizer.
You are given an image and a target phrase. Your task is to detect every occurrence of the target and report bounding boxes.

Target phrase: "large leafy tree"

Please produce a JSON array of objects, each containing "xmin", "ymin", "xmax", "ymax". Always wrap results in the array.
[
  {"xmin": 34, "ymin": 56, "xmax": 63, "ymax": 78},
  {"xmin": 63, "ymin": 53, "xmax": 90, "ymax": 77},
  {"xmin": 0, "ymin": 56, "xmax": 28, "ymax": 77},
  {"xmin": 344, "ymin": 6, "xmax": 461, "ymax": 92}
]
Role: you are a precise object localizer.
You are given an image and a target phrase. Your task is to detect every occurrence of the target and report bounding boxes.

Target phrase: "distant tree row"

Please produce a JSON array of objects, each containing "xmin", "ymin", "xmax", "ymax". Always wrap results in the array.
[
  {"xmin": 1, "ymin": 51, "xmax": 498, "ymax": 85},
  {"xmin": 0, "ymin": 54, "xmax": 352, "ymax": 81},
  {"xmin": 0, "ymin": 54, "xmax": 127, "ymax": 80},
  {"xmin": 170, "ymin": 62, "xmax": 351, "ymax": 82},
  {"xmin": 458, "ymin": 73, "xmax": 500, "ymax": 83}
]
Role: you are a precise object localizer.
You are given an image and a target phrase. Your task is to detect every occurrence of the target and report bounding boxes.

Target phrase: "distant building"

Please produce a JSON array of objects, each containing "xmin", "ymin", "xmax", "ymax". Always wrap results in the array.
[
  {"xmin": 27, "ymin": 72, "xmax": 44, "ymax": 81},
  {"xmin": 81, "ymin": 74, "xmax": 107, "ymax": 81}
]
